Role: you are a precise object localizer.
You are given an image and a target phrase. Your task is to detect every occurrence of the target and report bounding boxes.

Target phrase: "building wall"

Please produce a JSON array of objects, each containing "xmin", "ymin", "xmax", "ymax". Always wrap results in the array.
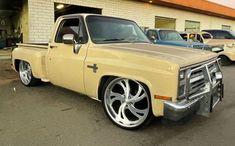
[
  {"xmin": 28, "ymin": 0, "xmax": 54, "ymax": 43},
  {"xmin": 27, "ymin": 0, "xmax": 235, "ymax": 43}
]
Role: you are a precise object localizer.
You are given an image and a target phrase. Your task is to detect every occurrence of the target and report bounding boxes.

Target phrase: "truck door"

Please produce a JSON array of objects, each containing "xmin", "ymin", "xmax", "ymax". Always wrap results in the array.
[{"xmin": 46, "ymin": 17, "xmax": 88, "ymax": 93}]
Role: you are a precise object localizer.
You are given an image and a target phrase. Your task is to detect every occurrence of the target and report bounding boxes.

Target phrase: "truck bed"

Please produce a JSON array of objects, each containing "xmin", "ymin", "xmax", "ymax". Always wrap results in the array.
[
  {"xmin": 13, "ymin": 43, "xmax": 48, "ymax": 80},
  {"xmin": 16, "ymin": 43, "xmax": 48, "ymax": 49}
]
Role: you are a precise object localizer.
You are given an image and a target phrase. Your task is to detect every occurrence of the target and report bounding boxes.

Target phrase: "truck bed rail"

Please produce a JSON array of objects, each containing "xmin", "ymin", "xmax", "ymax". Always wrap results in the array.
[{"xmin": 16, "ymin": 43, "xmax": 48, "ymax": 49}]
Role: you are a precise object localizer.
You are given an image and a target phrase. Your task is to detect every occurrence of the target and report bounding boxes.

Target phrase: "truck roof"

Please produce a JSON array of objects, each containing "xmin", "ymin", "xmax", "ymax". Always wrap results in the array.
[
  {"xmin": 57, "ymin": 13, "xmax": 133, "ymax": 22},
  {"xmin": 147, "ymin": 28, "xmax": 176, "ymax": 31},
  {"xmin": 179, "ymin": 31, "xmax": 211, "ymax": 35}
]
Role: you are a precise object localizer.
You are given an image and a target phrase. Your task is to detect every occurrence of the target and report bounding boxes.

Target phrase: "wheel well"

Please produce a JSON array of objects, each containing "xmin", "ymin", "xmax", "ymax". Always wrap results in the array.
[
  {"xmin": 98, "ymin": 76, "xmax": 113, "ymax": 100},
  {"xmin": 218, "ymin": 55, "xmax": 230, "ymax": 60},
  {"xmin": 218, "ymin": 55, "xmax": 231, "ymax": 62},
  {"xmin": 14, "ymin": 59, "xmax": 20, "ymax": 72},
  {"xmin": 97, "ymin": 76, "xmax": 151, "ymax": 101}
]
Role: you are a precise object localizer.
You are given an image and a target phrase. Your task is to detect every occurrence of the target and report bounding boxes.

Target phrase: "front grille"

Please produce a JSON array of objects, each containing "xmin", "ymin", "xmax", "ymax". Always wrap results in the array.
[
  {"xmin": 193, "ymin": 45, "xmax": 212, "ymax": 51},
  {"xmin": 188, "ymin": 65, "xmax": 206, "ymax": 96},
  {"xmin": 193, "ymin": 45, "xmax": 204, "ymax": 49},
  {"xmin": 178, "ymin": 59, "xmax": 221, "ymax": 100}
]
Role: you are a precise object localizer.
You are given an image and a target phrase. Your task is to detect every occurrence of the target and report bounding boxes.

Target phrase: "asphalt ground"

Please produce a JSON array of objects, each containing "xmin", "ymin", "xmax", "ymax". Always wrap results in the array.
[{"xmin": 0, "ymin": 59, "xmax": 235, "ymax": 146}]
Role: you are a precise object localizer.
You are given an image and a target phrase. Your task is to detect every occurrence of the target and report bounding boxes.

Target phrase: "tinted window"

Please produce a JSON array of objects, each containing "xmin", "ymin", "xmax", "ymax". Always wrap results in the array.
[
  {"xmin": 202, "ymin": 33, "xmax": 212, "ymax": 39},
  {"xmin": 86, "ymin": 16, "xmax": 149, "ymax": 44},
  {"xmin": 159, "ymin": 30, "xmax": 183, "ymax": 41},
  {"xmin": 204, "ymin": 30, "xmax": 233, "ymax": 39},
  {"xmin": 203, "ymin": 30, "xmax": 216, "ymax": 37},
  {"xmin": 216, "ymin": 31, "xmax": 233, "ymax": 39},
  {"xmin": 180, "ymin": 34, "xmax": 188, "ymax": 41},
  {"xmin": 196, "ymin": 34, "xmax": 203, "ymax": 43},
  {"xmin": 230, "ymin": 31, "xmax": 235, "ymax": 38},
  {"xmin": 146, "ymin": 30, "xmax": 159, "ymax": 40},
  {"xmin": 55, "ymin": 19, "xmax": 87, "ymax": 44}
]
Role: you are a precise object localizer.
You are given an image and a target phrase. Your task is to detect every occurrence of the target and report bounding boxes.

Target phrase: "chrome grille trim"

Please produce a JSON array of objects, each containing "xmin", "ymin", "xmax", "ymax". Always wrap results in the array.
[{"xmin": 178, "ymin": 58, "xmax": 222, "ymax": 100}]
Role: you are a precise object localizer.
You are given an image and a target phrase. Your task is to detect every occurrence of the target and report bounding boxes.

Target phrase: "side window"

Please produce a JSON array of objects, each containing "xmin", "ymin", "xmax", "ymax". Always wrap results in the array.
[
  {"xmin": 216, "ymin": 31, "xmax": 232, "ymax": 39},
  {"xmin": 196, "ymin": 34, "xmax": 203, "ymax": 43},
  {"xmin": 147, "ymin": 30, "xmax": 159, "ymax": 40},
  {"xmin": 55, "ymin": 19, "xmax": 87, "ymax": 44},
  {"xmin": 208, "ymin": 31, "xmax": 216, "ymax": 38},
  {"xmin": 180, "ymin": 34, "xmax": 188, "ymax": 41}
]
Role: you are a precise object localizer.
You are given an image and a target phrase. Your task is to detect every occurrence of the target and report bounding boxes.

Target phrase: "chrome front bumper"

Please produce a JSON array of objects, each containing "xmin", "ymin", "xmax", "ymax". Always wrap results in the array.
[{"xmin": 164, "ymin": 59, "xmax": 224, "ymax": 121}]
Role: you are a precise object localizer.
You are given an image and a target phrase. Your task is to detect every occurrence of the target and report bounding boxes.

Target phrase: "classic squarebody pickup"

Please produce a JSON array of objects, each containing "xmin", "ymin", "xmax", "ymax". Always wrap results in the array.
[
  {"xmin": 12, "ymin": 14, "xmax": 224, "ymax": 129},
  {"xmin": 180, "ymin": 31, "xmax": 235, "ymax": 65}
]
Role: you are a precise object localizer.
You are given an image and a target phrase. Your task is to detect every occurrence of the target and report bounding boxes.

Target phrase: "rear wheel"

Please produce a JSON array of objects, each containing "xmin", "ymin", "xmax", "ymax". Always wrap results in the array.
[
  {"xmin": 101, "ymin": 77, "xmax": 153, "ymax": 129},
  {"xmin": 219, "ymin": 55, "xmax": 231, "ymax": 66},
  {"xmin": 19, "ymin": 61, "xmax": 41, "ymax": 86}
]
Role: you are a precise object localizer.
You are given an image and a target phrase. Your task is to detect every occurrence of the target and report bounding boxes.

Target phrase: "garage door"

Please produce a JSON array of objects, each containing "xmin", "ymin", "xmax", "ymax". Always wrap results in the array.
[{"xmin": 155, "ymin": 16, "xmax": 176, "ymax": 29}]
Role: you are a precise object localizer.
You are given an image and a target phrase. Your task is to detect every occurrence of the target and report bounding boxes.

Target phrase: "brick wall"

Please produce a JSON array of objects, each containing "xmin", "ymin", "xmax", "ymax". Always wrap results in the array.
[
  {"xmin": 28, "ymin": 0, "xmax": 54, "ymax": 43},
  {"xmin": 27, "ymin": 0, "xmax": 235, "ymax": 43}
]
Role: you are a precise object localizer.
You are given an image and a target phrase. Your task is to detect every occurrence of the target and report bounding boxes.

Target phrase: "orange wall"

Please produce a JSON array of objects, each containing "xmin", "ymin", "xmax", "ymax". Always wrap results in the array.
[{"xmin": 143, "ymin": 0, "xmax": 235, "ymax": 20}]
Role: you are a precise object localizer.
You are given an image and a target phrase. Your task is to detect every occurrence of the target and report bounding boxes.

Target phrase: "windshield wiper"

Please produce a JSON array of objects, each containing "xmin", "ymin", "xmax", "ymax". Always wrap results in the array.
[
  {"xmin": 101, "ymin": 38, "xmax": 149, "ymax": 44},
  {"xmin": 129, "ymin": 40, "xmax": 150, "ymax": 43},
  {"xmin": 102, "ymin": 38, "xmax": 126, "ymax": 42}
]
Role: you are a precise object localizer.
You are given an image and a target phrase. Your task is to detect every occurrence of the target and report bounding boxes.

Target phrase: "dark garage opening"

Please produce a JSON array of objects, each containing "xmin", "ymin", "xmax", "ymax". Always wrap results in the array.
[
  {"xmin": 54, "ymin": 3, "xmax": 102, "ymax": 21},
  {"xmin": 0, "ymin": 0, "xmax": 23, "ymax": 49}
]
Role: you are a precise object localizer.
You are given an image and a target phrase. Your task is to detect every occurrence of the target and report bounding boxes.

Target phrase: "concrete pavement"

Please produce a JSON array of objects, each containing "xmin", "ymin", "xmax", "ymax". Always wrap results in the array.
[
  {"xmin": 0, "ymin": 49, "xmax": 11, "ymax": 60},
  {"xmin": 0, "ymin": 60, "xmax": 235, "ymax": 146}
]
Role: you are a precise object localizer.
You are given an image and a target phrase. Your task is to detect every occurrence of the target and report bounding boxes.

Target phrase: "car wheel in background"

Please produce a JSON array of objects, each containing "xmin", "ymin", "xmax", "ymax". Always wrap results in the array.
[{"xmin": 219, "ymin": 55, "xmax": 231, "ymax": 66}]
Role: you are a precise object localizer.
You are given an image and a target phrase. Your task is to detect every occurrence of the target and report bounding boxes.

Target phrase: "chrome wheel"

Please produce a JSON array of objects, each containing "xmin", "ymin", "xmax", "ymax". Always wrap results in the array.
[
  {"xmin": 19, "ymin": 61, "xmax": 32, "ymax": 85},
  {"xmin": 103, "ymin": 78, "xmax": 150, "ymax": 128}
]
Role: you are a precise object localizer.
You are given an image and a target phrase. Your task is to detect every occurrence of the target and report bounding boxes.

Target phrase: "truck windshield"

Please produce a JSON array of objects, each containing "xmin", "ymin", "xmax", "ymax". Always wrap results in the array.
[
  {"xmin": 86, "ymin": 16, "xmax": 150, "ymax": 44},
  {"xmin": 159, "ymin": 30, "xmax": 183, "ymax": 41}
]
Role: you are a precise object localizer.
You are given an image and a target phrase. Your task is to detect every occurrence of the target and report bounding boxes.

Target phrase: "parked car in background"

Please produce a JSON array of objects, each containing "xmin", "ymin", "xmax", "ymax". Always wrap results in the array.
[
  {"xmin": 180, "ymin": 31, "xmax": 235, "ymax": 65},
  {"xmin": 12, "ymin": 14, "xmax": 224, "ymax": 129},
  {"xmin": 146, "ymin": 29, "xmax": 211, "ymax": 51},
  {"xmin": 203, "ymin": 29, "xmax": 235, "ymax": 40}
]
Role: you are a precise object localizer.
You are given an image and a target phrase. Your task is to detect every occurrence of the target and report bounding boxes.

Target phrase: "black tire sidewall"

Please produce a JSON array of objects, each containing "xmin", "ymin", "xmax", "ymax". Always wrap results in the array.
[{"xmin": 219, "ymin": 56, "xmax": 231, "ymax": 66}]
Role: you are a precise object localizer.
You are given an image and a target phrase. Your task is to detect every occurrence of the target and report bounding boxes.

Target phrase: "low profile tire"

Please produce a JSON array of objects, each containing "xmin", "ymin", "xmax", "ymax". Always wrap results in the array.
[
  {"xmin": 101, "ymin": 77, "xmax": 153, "ymax": 130},
  {"xmin": 219, "ymin": 55, "xmax": 231, "ymax": 66},
  {"xmin": 19, "ymin": 61, "xmax": 41, "ymax": 86}
]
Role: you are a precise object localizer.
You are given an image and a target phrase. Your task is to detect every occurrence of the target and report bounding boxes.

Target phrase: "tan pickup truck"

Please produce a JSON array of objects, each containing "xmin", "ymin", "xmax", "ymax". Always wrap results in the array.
[
  {"xmin": 180, "ymin": 31, "xmax": 235, "ymax": 65},
  {"xmin": 12, "ymin": 14, "xmax": 224, "ymax": 129}
]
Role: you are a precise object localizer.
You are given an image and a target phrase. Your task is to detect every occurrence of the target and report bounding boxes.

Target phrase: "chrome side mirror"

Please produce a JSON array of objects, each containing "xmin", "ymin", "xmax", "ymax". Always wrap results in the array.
[
  {"xmin": 62, "ymin": 34, "xmax": 75, "ymax": 44},
  {"xmin": 62, "ymin": 34, "xmax": 81, "ymax": 54},
  {"xmin": 74, "ymin": 44, "xmax": 82, "ymax": 54}
]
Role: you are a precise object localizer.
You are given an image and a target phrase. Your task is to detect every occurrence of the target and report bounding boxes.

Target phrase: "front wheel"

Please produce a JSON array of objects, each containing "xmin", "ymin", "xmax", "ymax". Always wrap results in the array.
[
  {"xmin": 19, "ymin": 61, "xmax": 41, "ymax": 86},
  {"xmin": 101, "ymin": 78, "xmax": 153, "ymax": 129}
]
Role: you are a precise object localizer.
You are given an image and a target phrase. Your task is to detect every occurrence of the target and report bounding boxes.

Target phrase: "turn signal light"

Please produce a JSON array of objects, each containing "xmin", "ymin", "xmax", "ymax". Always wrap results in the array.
[{"xmin": 154, "ymin": 95, "xmax": 172, "ymax": 101}]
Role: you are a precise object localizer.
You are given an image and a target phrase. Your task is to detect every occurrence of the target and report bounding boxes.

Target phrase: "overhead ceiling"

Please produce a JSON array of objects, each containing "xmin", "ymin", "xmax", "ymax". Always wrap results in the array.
[{"xmin": 0, "ymin": 0, "xmax": 23, "ymax": 17}]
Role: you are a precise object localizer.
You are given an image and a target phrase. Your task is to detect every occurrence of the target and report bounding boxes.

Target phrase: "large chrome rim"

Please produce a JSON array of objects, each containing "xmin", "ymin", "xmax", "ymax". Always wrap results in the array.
[
  {"xmin": 19, "ymin": 61, "xmax": 32, "ymax": 85},
  {"xmin": 104, "ymin": 78, "xmax": 150, "ymax": 128}
]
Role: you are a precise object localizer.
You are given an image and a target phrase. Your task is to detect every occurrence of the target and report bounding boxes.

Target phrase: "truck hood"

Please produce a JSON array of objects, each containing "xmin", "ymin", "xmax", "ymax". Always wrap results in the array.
[
  {"xmin": 205, "ymin": 39, "xmax": 235, "ymax": 46},
  {"xmin": 98, "ymin": 43, "xmax": 217, "ymax": 67},
  {"xmin": 157, "ymin": 40, "xmax": 207, "ymax": 49}
]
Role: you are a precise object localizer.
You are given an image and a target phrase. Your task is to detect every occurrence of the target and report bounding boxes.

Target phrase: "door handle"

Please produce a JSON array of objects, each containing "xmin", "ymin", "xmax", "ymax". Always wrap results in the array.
[{"xmin": 49, "ymin": 45, "xmax": 57, "ymax": 49}]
